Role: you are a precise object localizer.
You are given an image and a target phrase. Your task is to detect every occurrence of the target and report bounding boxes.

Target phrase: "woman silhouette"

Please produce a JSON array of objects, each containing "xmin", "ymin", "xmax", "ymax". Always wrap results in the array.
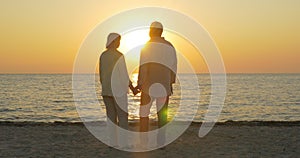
[{"xmin": 99, "ymin": 33, "xmax": 137, "ymax": 148}]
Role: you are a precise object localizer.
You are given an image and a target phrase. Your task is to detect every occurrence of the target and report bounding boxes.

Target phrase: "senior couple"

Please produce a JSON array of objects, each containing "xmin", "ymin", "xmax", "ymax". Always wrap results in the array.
[{"xmin": 99, "ymin": 21, "xmax": 177, "ymax": 149}]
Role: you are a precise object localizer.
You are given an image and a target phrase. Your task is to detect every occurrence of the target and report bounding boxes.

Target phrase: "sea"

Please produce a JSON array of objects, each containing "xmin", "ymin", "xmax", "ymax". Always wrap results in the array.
[{"xmin": 0, "ymin": 74, "xmax": 299, "ymax": 123}]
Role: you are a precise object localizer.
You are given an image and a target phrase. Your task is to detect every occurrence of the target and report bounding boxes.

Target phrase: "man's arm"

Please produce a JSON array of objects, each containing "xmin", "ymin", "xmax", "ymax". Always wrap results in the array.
[
  {"xmin": 170, "ymin": 47, "xmax": 177, "ymax": 84},
  {"xmin": 137, "ymin": 49, "xmax": 147, "ymax": 89}
]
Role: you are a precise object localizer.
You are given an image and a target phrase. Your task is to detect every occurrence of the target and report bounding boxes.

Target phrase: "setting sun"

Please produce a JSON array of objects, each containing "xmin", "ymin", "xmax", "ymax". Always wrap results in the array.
[
  {"xmin": 117, "ymin": 28, "xmax": 209, "ymax": 74},
  {"xmin": 119, "ymin": 29, "xmax": 149, "ymax": 54},
  {"xmin": 118, "ymin": 29, "xmax": 150, "ymax": 74}
]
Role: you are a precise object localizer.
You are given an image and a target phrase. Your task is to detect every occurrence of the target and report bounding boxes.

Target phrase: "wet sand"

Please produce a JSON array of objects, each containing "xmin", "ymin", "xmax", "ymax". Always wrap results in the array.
[{"xmin": 1, "ymin": 121, "xmax": 299, "ymax": 157}]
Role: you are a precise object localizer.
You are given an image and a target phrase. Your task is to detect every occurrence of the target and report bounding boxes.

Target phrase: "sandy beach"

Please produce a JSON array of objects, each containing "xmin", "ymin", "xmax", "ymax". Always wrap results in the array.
[{"xmin": 1, "ymin": 121, "xmax": 299, "ymax": 158}]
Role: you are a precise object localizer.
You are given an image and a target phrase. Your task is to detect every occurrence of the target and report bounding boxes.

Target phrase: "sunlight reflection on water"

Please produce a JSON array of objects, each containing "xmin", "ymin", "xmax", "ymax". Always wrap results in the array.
[{"xmin": 0, "ymin": 74, "xmax": 299, "ymax": 122}]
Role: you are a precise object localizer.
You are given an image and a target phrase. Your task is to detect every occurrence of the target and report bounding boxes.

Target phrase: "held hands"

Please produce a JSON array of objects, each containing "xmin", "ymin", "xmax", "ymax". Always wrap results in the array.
[
  {"xmin": 129, "ymin": 84, "xmax": 140, "ymax": 96},
  {"xmin": 132, "ymin": 87, "xmax": 140, "ymax": 96}
]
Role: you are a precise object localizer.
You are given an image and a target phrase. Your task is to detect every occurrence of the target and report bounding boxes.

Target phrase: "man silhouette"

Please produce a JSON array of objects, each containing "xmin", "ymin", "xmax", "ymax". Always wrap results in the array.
[{"xmin": 137, "ymin": 21, "xmax": 177, "ymax": 148}]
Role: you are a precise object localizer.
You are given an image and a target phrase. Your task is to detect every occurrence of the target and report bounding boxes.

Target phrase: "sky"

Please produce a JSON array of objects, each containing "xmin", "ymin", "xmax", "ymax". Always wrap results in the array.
[{"xmin": 0, "ymin": 0, "xmax": 299, "ymax": 73}]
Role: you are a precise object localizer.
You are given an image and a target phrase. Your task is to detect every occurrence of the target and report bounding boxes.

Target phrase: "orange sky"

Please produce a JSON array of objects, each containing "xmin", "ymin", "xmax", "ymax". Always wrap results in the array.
[{"xmin": 0, "ymin": 0, "xmax": 299, "ymax": 73}]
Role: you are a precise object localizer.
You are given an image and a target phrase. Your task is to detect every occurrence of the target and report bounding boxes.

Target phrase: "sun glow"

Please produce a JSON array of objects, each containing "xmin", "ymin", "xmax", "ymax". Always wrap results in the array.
[
  {"xmin": 118, "ymin": 29, "xmax": 150, "ymax": 74},
  {"xmin": 117, "ymin": 28, "xmax": 209, "ymax": 74},
  {"xmin": 119, "ymin": 29, "xmax": 149, "ymax": 53}
]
